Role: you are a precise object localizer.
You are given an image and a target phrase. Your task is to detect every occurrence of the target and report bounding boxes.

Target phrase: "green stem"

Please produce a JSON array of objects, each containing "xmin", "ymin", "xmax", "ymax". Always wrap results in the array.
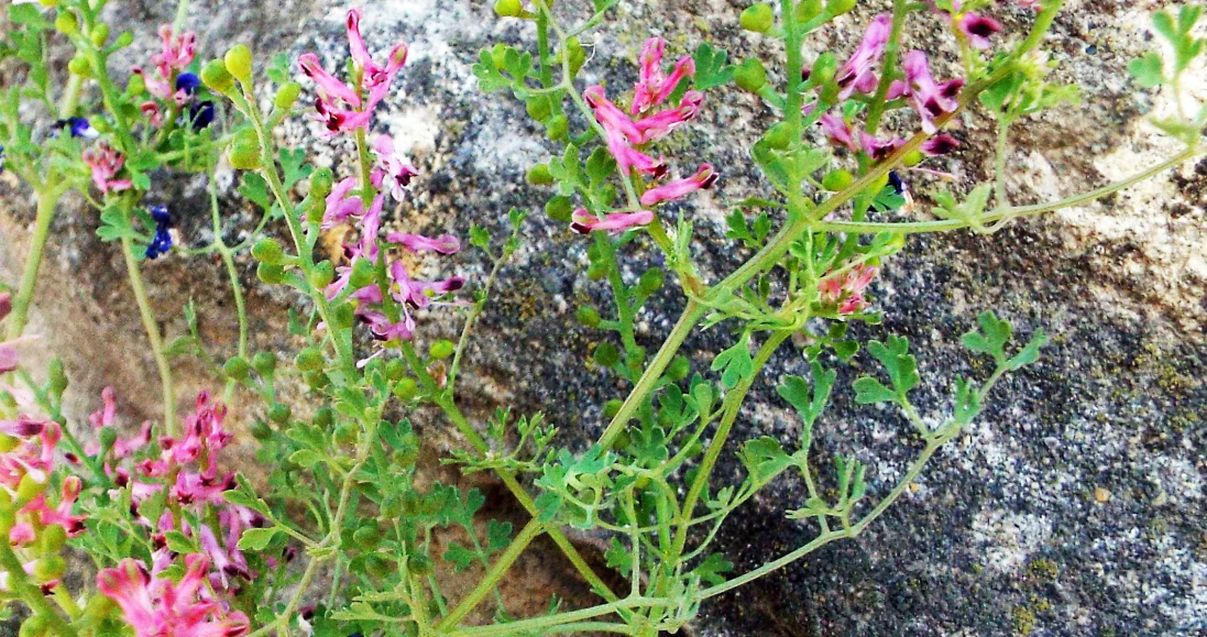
[
  {"xmin": 120, "ymin": 236, "xmax": 177, "ymax": 436},
  {"xmin": 6, "ymin": 187, "xmax": 62, "ymax": 340},
  {"xmin": 444, "ymin": 598, "xmax": 664, "ymax": 637},
  {"xmin": 0, "ymin": 534, "xmax": 79, "ymax": 637},
  {"xmin": 437, "ymin": 518, "xmax": 544, "ymax": 629},
  {"xmin": 864, "ymin": 0, "xmax": 909, "ymax": 135}
]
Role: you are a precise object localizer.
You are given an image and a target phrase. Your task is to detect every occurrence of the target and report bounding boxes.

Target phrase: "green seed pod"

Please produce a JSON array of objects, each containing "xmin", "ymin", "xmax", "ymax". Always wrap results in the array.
[
  {"xmin": 89, "ymin": 23, "xmax": 110, "ymax": 47},
  {"xmin": 626, "ymin": 345, "xmax": 647, "ymax": 367},
  {"xmin": 795, "ymin": 0, "xmax": 824, "ymax": 22},
  {"xmin": 251, "ymin": 238, "xmax": 285, "ymax": 264},
  {"xmin": 310, "ymin": 260, "xmax": 336, "ymax": 289},
  {"xmin": 347, "ymin": 257, "xmax": 377, "ymax": 289},
  {"xmin": 40, "ymin": 524, "xmax": 67, "ymax": 554},
  {"xmin": 564, "ymin": 37, "xmax": 586, "ymax": 75},
  {"xmin": 223, "ymin": 355, "xmax": 251, "ymax": 380},
  {"xmin": 734, "ymin": 58, "xmax": 767, "ymax": 93},
  {"xmin": 113, "ymin": 31, "xmax": 134, "ymax": 50},
  {"xmin": 54, "ymin": 11, "xmax": 78, "ymax": 36},
  {"xmin": 667, "ymin": 355, "xmax": 691, "ymax": 381},
  {"xmin": 576, "ymin": 305, "xmax": 601, "ymax": 328},
  {"xmin": 309, "ymin": 167, "xmax": 335, "ymax": 199},
  {"xmin": 331, "ymin": 302, "xmax": 356, "ymax": 329},
  {"xmin": 385, "ymin": 360, "xmax": 407, "ymax": 381},
  {"xmin": 314, "ymin": 406, "xmax": 334, "ymax": 429},
  {"xmin": 18, "ymin": 613, "xmax": 46, "ymax": 637},
  {"xmin": 826, "ymin": 0, "xmax": 857, "ymax": 17},
  {"xmin": 16, "ymin": 473, "xmax": 45, "ymax": 505},
  {"xmin": 637, "ymin": 268, "xmax": 664, "ymax": 295},
  {"xmin": 274, "ymin": 82, "xmax": 301, "ymax": 111},
  {"xmin": 304, "ymin": 371, "xmax": 331, "ymax": 390},
  {"xmin": 47, "ymin": 359, "xmax": 67, "ymax": 397},
  {"xmin": 429, "ymin": 339, "xmax": 455, "ymax": 360},
  {"xmin": 393, "ymin": 378, "xmax": 419, "ymax": 401},
  {"xmin": 821, "ymin": 168, "xmax": 854, "ymax": 192},
  {"xmin": 256, "ymin": 262, "xmax": 285, "ymax": 285},
  {"xmin": 34, "ymin": 556, "xmax": 66, "ymax": 581},
  {"xmin": 761, "ymin": 122, "xmax": 793, "ymax": 150},
  {"xmin": 268, "ymin": 403, "xmax": 291, "ymax": 424},
  {"xmin": 545, "ymin": 195, "xmax": 573, "ymax": 222},
  {"xmin": 126, "ymin": 73, "xmax": 146, "ymax": 95},
  {"xmin": 903, "ymin": 149, "xmax": 924, "ymax": 167},
  {"xmin": 224, "ymin": 44, "xmax": 254, "ymax": 84},
  {"xmin": 67, "ymin": 56, "xmax": 92, "ymax": 78},
  {"xmin": 253, "ymin": 351, "xmax": 277, "ymax": 376},
  {"xmin": 295, "ymin": 347, "xmax": 323, "ymax": 371},
  {"xmin": 809, "ymin": 52, "xmax": 838, "ymax": 89},
  {"xmin": 525, "ymin": 96, "xmax": 552, "ymax": 122},
  {"xmin": 602, "ymin": 398, "xmax": 623, "ymax": 419},
  {"xmin": 740, "ymin": 3, "xmax": 774, "ymax": 33},
  {"xmin": 593, "ymin": 342, "xmax": 620, "ymax": 367},
  {"xmin": 526, "ymin": 163, "xmax": 554, "ymax": 186},
  {"xmin": 201, "ymin": 59, "xmax": 235, "ymax": 95},
  {"xmin": 494, "ymin": 0, "xmax": 524, "ymax": 18},
  {"xmin": 545, "ymin": 114, "xmax": 569, "ymax": 141},
  {"xmin": 229, "ymin": 144, "xmax": 262, "ymax": 170}
]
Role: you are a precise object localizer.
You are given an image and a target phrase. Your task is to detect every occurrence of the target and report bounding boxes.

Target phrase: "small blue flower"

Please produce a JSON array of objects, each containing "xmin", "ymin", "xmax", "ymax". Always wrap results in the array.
[
  {"xmin": 53, "ymin": 117, "xmax": 99, "ymax": 139},
  {"xmin": 0, "ymin": 145, "xmax": 5, "ymax": 174},
  {"xmin": 145, "ymin": 205, "xmax": 173, "ymax": 259},
  {"xmin": 189, "ymin": 101, "xmax": 215, "ymax": 131},
  {"xmin": 888, "ymin": 170, "xmax": 905, "ymax": 195},
  {"xmin": 175, "ymin": 72, "xmax": 201, "ymax": 95}
]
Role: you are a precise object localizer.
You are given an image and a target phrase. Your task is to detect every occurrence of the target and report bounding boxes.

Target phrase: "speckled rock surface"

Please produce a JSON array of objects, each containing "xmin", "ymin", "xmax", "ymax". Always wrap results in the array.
[{"xmin": 1, "ymin": 0, "xmax": 1204, "ymax": 635}]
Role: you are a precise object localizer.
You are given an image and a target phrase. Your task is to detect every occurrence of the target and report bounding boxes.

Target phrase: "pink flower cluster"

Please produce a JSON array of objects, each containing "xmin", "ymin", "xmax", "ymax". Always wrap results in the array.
[
  {"xmin": 575, "ymin": 38, "xmax": 718, "ymax": 235},
  {"xmin": 82, "ymin": 142, "xmax": 133, "ymax": 194},
  {"xmin": 298, "ymin": 8, "xmax": 408, "ymax": 136},
  {"xmin": 819, "ymin": 264, "xmax": 879, "ymax": 315},
  {"xmin": 88, "ymin": 390, "xmax": 261, "ymax": 598},
  {"xmin": 98, "ymin": 553, "xmax": 250, "ymax": 637},
  {"xmin": 133, "ymin": 26, "xmax": 198, "ymax": 109}
]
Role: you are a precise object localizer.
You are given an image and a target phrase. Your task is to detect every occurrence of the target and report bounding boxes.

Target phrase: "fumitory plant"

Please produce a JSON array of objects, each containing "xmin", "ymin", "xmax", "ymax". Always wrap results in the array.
[{"xmin": 0, "ymin": 0, "xmax": 1203, "ymax": 635}]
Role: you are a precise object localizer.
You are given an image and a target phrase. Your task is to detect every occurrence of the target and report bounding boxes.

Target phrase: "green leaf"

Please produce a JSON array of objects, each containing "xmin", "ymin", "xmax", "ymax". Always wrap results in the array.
[
  {"xmin": 486, "ymin": 519, "xmax": 513, "ymax": 553},
  {"xmin": 961, "ymin": 311, "xmax": 1012, "ymax": 364},
  {"xmin": 777, "ymin": 361, "xmax": 835, "ymax": 435},
  {"xmin": 866, "ymin": 335, "xmax": 919, "ymax": 398},
  {"xmin": 164, "ymin": 530, "xmax": 198, "ymax": 554},
  {"xmin": 288, "ymin": 449, "xmax": 323, "ymax": 469},
  {"xmin": 693, "ymin": 43, "xmax": 734, "ymax": 90},
  {"xmin": 691, "ymin": 553, "xmax": 733, "ymax": 586},
  {"xmin": 8, "ymin": 4, "xmax": 50, "ymax": 28},
  {"xmin": 605, "ymin": 538, "xmax": 633, "ymax": 577},
  {"xmin": 739, "ymin": 436, "xmax": 791, "ymax": 484},
  {"xmin": 443, "ymin": 542, "xmax": 477, "ymax": 572},
  {"xmin": 279, "ymin": 147, "xmax": 312, "ymax": 189},
  {"xmin": 237, "ymin": 527, "xmax": 279, "ymax": 551},
  {"xmin": 953, "ymin": 377, "xmax": 982, "ymax": 426},
  {"xmin": 1006, "ymin": 328, "xmax": 1047, "ymax": 371},
  {"xmin": 240, "ymin": 172, "xmax": 272, "ymax": 211},
  {"xmin": 1128, "ymin": 53, "xmax": 1164, "ymax": 88},
  {"xmin": 853, "ymin": 376, "xmax": 897, "ymax": 405},
  {"xmin": 711, "ymin": 334, "xmax": 754, "ymax": 389},
  {"xmin": 96, "ymin": 207, "xmax": 136, "ymax": 243}
]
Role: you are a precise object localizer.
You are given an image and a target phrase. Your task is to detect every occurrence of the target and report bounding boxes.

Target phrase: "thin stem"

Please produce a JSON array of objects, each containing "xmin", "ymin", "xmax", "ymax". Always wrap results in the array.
[
  {"xmin": 5, "ymin": 186, "xmax": 63, "ymax": 340},
  {"xmin": 437, "ymin": 518, "xmax": 544, "ymax": 629},
  {"xmin": 994, "ymin": 118, "xmax": 1012, "ymax": 208},
  {"xmin": 120, "ymin": 236, "xmax": 177, "ymax": 436},
  {"xmin": 865, "ymin": 0, "xmax": 910, "ymax": 135},
  {"xmin": 444, "ymin": 598, "xmax": 664, "ymax": 637}
]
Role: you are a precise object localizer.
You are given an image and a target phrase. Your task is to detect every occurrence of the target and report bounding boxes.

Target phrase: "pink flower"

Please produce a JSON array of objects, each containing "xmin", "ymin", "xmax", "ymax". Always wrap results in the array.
[
  {"xmin": 370, "ymin": 134, "xmax": 419, "ymax": 201},
  {"xmin": 819, "ymin": 264, "xmax": 879, "ymax": 315},
  {"xmin": 385, "ymin": 232, "xmax": 460, "ymax": 255},
  {"xmin": 297, "ymin": 8, "xmax": 408, "ymax": 136},
  {"xmin": 570, "ymin": 209, "xmax": 655, "ymax": 234},
  {"xmin": 902, "ymin": 50, "xmax": 964, "ymax": 134},
  {"xmin": 97, "ymin": 554, "xmax": 250, "ymax": 637},
  {"xmin": 153, "ymin": 26, "xmax": 196, "ymax": 78},
  {"xmin": 640, "ymin": 164, "xmax": 717, "ymax": 206},
  {"xmin": 836, "ymin": 14, "xmax": 893, "ymax": 99},
  {"xmin": 959, "ymin": 13, "xmax": 1004, "ymax": 49},
  {"xmin": 631, "ymin": 38, "xmax": 696, "ymax": 115},
  {"xmin": 921, "ymin": 133, "xmax": 960, "ymax": 156},
  {"xmin": 83, "ymin": 143, "xmax": 133, "ymax": 194}
]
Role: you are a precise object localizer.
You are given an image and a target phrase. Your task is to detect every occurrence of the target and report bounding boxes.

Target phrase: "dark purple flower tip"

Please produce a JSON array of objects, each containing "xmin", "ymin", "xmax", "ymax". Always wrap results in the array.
[
  {"xmin": 189, "ymin": 101, "xmax": 215, "ymax": 131},
  {"xmin": 53, "ymin": 117, "xmax": 98, "ymax": 139},
  {"xmin": 149, "ymin": 205, "xmax": 170, "ymax": 224},
  {"xmin": 175, "ymin": 72, "xmax": 201, "ymax": 94},
  {"xmin": 888, "ymin": 171, "xmax": 904, "ymax": 194},
  {"xmin": 0, "ymin": 144, "xmax": 5, "ymax": 174}
]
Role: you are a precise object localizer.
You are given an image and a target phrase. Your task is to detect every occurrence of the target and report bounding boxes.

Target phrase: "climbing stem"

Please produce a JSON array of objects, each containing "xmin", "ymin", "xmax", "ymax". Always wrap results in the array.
[{"xmin": 120, "ymin": 235, "xmax": 177, "ymax": 436}]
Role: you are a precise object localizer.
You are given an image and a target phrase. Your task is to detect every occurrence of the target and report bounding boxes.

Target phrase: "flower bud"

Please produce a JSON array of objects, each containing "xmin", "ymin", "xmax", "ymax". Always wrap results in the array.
[
  {"xmin": 55, "ymin": 12, "xmax": 79, "ymax": 36},
  {"xmin": 89, "ymin": 23, "xmax": 110, "ymax": 47},
  {"xmin": 576, "ymin": 305, "xmax": 601, "ymax": 328},
  {"xmin": 347, "ymin": 256, "xmax": 377, "ymax": 289},
  {"xmin": 494, "ymin": 0, "xmax": 524, "ymax": 17},
  {"xmin": 526, "ymin": 163, "xmax": 554, "ymax": 186},
  {"xmin": 18, "ymin": 613, "xmax": 46, "ymax": 637},
  {"xmin": 735, "ymin": 58, "xmax": 767, "ymax": 93},
  {"xmin": 225, "ymin": 44, "xmax": 254, "ymax": 84},
  {"xmin": 304, "ymin": 371, "xmax": 331, "ymax": 390},
  {"xmin": 593, "ymin": 342, "xmax": 620, "ymax": 367},
  {"xmin": 201, "ymin": 59, "xmax": 235, "ymax": 95},
  {"xmin": 525, "ymin": 96, "xmax": 552, "ymax": 122},
  {"xmin": 740, "ymin": 4, "xmax": 774, "ymax": 33},
  {"xmin": 250, "ymin": 420, "xmax": 273, "ymax": 440},
  {"xmin": 251, "ymin": 238, "xmax": 285, "ymax": 264},
  {"xmin": 274, "ymin": 82, "xmax": 301, "ymax": 111},
  {"xmin": 223, "ymin": 355, "xmax": 251, "ymax": 380},
  {"xmin": 309, "ymin": 260, "xmax": 335, "ymax": 289},
  {"xmin": 826, "ymin": 0, "xmax": 857, "ymax": 16},
  {"xmin": 40, "ymin": 524, "xmax": 67, "ymax": 553},
  {"xmin": 822, "ymin": 168, "xmax": 854, "ymax": 191},
  {"xmin": 429, "ymin": 339, "xmax": 456, "ymax": 360},
  {"xmin": 294, "ymin": 348, "xmax": 323, "ymax": 373},
  {"xmin": 256, "ymin": 262, "xmax": 285, "ymax": 285},
  {"xmin": 393, "ymin": 378, "xmax": 419, "ymax": 401},
  {"xmin": 809, "ymin": 52, "xmax": 838, "ymax": 88},
  {"xmin": 331, "ymin": 302, "xmax": 356, "ymax": 329},
  {"xmin": 385, "ymin": 359, "xmax": 407, "ymax": 381},
  {"xmin": 34, "ymin": 556, "xmax": 66, "ymax": 581}
]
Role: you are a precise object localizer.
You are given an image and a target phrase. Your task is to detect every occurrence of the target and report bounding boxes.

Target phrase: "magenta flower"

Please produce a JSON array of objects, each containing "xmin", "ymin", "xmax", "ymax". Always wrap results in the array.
[
  {"xmin": 570, "ymin": 209, "xmax": 655, "ymax": 235},
  {"xmin": 640, "ymin": 164, "xmax": 718, "ymax": 206},
  {"xmin": 371, "ymin": 134, "xmax": 419, "ymax": 201},
  {"xmin": 959, "ymin": 13, "xmax": 1004, "ymax": 49},
  {"xmin": 154, "ymin": 26, "xmax": 196, "ymax": 78},
  {"xmin": 297, "ymin": 8, "xmax": 408, "ymax": 136},
  {"xmin": 384, "ymin": 232, "xmax": 460, "ymax": 255},
  {"xmin": 819, "ymin": 264, "xmax": 879, "ymax": 315},
  {"xmin": 97, "ymin": 554, "xmax": 250, "ymax": 637},
  {"xmin": 83, "ymin": 143, "xmax": 133, "ymax": 194},
  {"xmin": 631, "ymin": 38, "xmax": 697, "ymax": 115},
  {"xmin": 902, "ymin": 50, "xmax": 964, "ymax": 134},
  {"xmin": 836, "ymin": 14, "xmax": 893, "ymax": 99}
]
